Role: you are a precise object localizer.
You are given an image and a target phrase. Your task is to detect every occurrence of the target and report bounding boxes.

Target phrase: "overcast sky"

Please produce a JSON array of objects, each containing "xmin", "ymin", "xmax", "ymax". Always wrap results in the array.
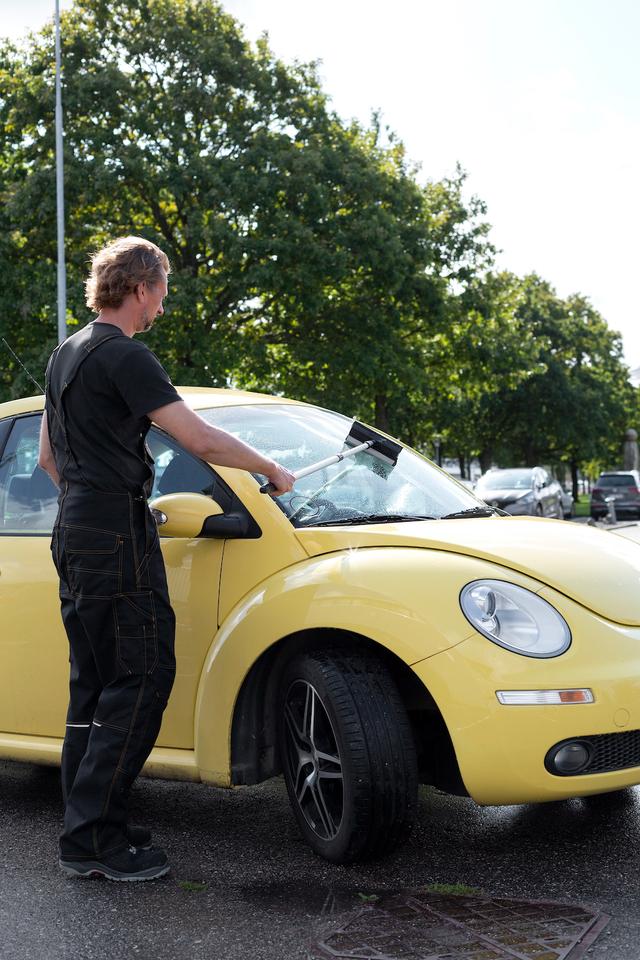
[{"xmin": 5, "ymin": 1, "xmax": 640, "ymax": 365}]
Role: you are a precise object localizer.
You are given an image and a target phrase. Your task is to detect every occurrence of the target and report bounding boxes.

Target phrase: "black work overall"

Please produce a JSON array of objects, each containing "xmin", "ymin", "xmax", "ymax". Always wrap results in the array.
[{"xmin": 46, "ymin": 324, "xmax": 176, "ymax": 861}]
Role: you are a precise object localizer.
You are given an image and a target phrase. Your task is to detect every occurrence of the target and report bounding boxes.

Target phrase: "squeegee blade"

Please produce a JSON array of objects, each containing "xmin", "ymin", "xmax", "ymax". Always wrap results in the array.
[{"xmin": 344, "ymin": 421, "xmax": 402, "ymax": 466}]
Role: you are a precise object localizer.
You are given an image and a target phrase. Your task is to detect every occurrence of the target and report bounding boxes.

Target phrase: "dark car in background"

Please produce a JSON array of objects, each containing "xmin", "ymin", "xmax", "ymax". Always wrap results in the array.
[
  {"xmin": 475, "ymin": 467, "xmax": 564, "ymax": 518},
  {"xmin": 590, "ymin": 471, "xmax": 640, "ymax": 520}
]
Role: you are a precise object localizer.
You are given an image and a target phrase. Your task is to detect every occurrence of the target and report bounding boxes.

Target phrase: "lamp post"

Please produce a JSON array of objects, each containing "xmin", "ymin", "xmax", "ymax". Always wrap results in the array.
[{"xmin": 55, "ymin": 0, "xmax": 67, "ymax": 342}]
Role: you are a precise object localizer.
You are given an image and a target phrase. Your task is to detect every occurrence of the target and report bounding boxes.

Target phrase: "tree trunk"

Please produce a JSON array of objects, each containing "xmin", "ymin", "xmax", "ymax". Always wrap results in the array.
[
  {"xmin": 571, "ymin": 459, "xmax": 579, "ymax": 502},
  {"xmin": 524, "ymin": 442, "xmax": 536, "ymax": 467},
  {"xmin": 458, "ymin": 453, "xmax": 466, "ymax": 479},
  {"xmin": 479, "ymin": 449, "xmax": 493, "ymax": 474},
  {"xmin": 374, "ymin": 393, "xmax": 390, "ymax": 433}
]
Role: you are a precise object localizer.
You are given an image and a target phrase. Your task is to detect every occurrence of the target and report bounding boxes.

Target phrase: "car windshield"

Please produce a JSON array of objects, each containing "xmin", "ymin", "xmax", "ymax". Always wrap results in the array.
[
  {"xmin": 201, "ymin": 404, "xmax": 484, "ymax": 526},
  {"xmin": 477, "ymin": 469, "xmax": 533, "ymax": 491}
]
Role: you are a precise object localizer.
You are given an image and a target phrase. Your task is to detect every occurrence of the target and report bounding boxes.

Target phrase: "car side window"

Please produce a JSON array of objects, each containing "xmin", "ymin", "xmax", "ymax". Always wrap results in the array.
[
  {"xmin": 146, "ymin": 428, "xmax": 228, "ymax": 505},
  {"xmin": 0, "ymin": 415, "xmax": 59, "ymax": 534},
  {"xmin": 0, "ymin": 420, "xmax": 228, "ymax": 535}
]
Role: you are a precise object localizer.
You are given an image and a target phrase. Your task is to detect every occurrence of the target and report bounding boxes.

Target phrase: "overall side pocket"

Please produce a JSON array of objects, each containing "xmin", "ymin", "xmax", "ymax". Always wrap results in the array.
[{"xmin": 63, "ymin": 526, "xmax": 124, "ymax": 598}]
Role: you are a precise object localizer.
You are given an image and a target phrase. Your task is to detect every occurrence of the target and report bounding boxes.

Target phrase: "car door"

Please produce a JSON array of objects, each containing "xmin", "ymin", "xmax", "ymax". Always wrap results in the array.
[
  {"xmin": 0, "ymin": 413, "xmax": 223, "ymax": 751},
  {"xmin": 536, "ymin": 470, "xmax": 555, "ymax": 516},
  {"xmin": 145, "ymin": 428, "xmax": 226, "ymax": 748},
  {"xmin": 0, "ymin": 413, "xmax": 67, "ymax": 737},
  {"xmin": 544, "ymin": 472, "xmax": 562, "ymax": 517}
]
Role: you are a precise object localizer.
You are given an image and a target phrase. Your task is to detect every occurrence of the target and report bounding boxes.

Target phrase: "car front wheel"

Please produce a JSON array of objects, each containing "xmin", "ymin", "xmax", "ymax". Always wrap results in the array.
[{"xmin": 277, "ymin": 649, "xmax": 418, "ymax": 863}]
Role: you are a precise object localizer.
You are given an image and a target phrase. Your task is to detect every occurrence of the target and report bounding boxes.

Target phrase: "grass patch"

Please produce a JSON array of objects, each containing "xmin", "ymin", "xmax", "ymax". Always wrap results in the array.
[
  {"xmin": 573, "ymin": 494, "xmax": 590, "ymax": 518},
  {"xmin": 177, "ymin": 880, "xmax": 207, "ymax": 892},
  {"xmin": 357, "ymin": 892, "xmax": 380, "ymax": 903},
  {"xmin": 423, "ymin": 882, "xmax": 482, "ymax": 896}
]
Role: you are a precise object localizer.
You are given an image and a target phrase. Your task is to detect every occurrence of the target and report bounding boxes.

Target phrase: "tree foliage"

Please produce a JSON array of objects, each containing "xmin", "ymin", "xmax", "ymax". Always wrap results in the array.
[
  {"xmin": 436, "ymin": 275, "xmax": 635, "ymax": 486},
  {"xmin": 0, "ymin": 0, "xmax": 635, "ymax": 480}
]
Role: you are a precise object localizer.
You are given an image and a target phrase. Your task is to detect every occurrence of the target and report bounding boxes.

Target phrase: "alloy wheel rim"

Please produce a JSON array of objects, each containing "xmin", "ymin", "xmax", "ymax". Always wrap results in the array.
[{"xmin": 283, "ymin": 680, "xmax": 344, "ymax": 840}]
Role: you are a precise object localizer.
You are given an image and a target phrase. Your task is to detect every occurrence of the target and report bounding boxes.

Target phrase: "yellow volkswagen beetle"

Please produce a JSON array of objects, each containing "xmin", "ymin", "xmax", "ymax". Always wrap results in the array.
[{"xmin": 2, "ymin": 388, "xmax": 640, "ymax": 863}]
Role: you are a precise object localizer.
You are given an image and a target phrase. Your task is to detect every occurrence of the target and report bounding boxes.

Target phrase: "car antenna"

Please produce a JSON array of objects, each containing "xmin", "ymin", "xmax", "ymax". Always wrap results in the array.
[{"xmin": 1, "ymin": 338, "xmax": 44, "ymax": 393}]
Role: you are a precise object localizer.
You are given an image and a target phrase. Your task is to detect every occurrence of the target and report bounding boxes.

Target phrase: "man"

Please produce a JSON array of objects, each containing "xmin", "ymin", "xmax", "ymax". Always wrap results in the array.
[{"xmin": 38, "ymin": 236, "xmax": 294, "ymax": 882}]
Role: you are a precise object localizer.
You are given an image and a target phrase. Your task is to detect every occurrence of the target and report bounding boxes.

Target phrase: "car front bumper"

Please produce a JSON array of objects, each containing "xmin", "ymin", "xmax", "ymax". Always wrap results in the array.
[{"xmin": 413, "ymin": 586, "xmax": 640, "ymax": 804}]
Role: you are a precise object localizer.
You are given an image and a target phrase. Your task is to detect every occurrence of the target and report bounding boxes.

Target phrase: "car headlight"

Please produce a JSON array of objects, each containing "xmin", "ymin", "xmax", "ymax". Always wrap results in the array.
[{"xmin": 459, "ymin": 580, "xmax": 571, "ymax": 657}]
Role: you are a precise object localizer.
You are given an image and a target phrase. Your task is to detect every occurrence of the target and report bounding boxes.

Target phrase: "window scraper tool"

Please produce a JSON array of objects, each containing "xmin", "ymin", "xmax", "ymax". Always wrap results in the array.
[{"xmin": 260, "ymin": 420, "xmax": 402, "ymax": 494}]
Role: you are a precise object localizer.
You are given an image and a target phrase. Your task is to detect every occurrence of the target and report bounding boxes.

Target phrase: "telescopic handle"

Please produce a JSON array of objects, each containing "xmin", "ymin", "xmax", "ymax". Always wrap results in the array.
[{"xmin": 259, "ymin": 440, "xmax": 374, "ymax": 495}]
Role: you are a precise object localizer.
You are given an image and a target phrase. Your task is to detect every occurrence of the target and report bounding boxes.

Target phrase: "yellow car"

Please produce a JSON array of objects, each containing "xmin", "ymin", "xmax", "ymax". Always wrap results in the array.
[{"xmin": 2, "ymin": 389, "xmax": 640, "ymax": 864}]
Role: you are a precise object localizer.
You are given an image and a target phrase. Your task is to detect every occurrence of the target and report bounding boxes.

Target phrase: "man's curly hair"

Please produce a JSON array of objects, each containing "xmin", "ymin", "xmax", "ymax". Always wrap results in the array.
[{"xmin": 85, "ymin": 236, "xmax": 170, "ymax": 311}]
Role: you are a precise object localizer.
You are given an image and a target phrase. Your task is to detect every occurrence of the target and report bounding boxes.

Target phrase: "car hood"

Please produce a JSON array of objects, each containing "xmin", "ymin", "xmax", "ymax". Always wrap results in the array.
[{"xmin": 295, "ymin": 516, "xmax": 640, "ymax": 626}]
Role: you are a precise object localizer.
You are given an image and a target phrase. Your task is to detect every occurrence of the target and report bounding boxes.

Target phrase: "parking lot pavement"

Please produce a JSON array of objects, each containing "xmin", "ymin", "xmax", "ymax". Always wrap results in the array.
[{"xmin": 2, "ymin": 761, "xmax": 640, "ymax": 959}]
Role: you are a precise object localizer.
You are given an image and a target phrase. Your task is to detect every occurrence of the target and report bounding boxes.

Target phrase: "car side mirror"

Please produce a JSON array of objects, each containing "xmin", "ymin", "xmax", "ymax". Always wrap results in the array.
[{"xmin": 149, "ymin": 493, "xmax": 224, "ymax": 538}]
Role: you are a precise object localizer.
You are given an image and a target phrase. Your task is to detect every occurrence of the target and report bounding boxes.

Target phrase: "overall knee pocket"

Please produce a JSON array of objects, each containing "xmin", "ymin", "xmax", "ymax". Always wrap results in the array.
[{"xmin": 112, "ymin": 591, "xmax": 158, "ymax": 675}]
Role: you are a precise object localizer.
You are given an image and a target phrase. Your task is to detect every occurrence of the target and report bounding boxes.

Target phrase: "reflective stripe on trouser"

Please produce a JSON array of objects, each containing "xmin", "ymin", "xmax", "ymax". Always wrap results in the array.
[{"xmin": 52, "ymin": 487, "xmax": 176, "ymax": 860}]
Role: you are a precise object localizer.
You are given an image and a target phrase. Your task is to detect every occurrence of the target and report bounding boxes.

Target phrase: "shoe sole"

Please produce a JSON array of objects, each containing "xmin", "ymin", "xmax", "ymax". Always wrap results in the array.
[{"xmin": 59, "ymin": 859, "xmax": 169, "ymax": 882}]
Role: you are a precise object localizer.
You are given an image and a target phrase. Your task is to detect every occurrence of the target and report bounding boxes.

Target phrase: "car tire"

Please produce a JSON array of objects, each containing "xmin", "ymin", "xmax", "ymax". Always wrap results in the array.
[{"xmin": 277, "ymin": 649, "xmax": 418, "ymax": 864}]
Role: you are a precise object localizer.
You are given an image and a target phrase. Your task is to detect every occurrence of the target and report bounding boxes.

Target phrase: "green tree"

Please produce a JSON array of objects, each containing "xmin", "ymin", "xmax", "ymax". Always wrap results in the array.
[
  {"xmin": 474, "ymin": 277, "xmax": 635, "ymax": 494},
  {"xmin": 423, "ymin": 271, "xmax": 544, "ymax": 473},
  {"xmin": 0, "ymin": 0, "xmax": 492, "ymax": 441}
]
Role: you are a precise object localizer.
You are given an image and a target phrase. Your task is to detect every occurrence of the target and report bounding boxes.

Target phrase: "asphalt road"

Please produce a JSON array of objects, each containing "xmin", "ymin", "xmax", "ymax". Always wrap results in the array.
[{"xmin": 1, "ymin": 761, "xmax": 640, "ymax": 959}]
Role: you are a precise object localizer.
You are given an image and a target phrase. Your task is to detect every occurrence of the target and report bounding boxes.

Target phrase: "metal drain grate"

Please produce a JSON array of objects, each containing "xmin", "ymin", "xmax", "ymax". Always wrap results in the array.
[{"xmin": 308, "ymin": 891, "xmax": 608, "ymax": 960}]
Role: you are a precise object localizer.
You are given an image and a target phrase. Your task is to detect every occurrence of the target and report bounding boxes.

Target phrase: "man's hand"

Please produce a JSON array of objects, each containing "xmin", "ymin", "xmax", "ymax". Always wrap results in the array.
[{"xmin": 264, "ymin": 462, "xmax": 296, "ymax": 496}]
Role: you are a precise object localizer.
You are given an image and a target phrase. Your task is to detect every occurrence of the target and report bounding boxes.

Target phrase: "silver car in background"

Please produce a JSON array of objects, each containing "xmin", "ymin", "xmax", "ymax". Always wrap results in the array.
[{"xmin": 475, "ymin": 467, "xmax": 564, "ymax": 518}]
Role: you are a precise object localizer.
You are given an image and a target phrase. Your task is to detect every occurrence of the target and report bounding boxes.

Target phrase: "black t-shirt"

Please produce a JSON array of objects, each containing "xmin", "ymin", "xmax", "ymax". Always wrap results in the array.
[{"xmin": 47, "ymin": 322, "xmax": 181, "ymax": 494}]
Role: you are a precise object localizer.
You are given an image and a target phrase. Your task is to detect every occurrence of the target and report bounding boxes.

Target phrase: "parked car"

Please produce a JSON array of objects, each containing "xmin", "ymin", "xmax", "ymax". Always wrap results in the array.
[
  {"xmin": 475, "ymin": 467, "xmax": 564, "ymax": 518},
  {"xmin": 3, "ymin": 391, "xmax": 640, "ymax": 863},
  {"xmin": 590, "ymin": 471, "xmax": 640, "ymax": 521},
  {"xmin": 560, "ymin": 487, "xmax": 575, "ymax": 519}
]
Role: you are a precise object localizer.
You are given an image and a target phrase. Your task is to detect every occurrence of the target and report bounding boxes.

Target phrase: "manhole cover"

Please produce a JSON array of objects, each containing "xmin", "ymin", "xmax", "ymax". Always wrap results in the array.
[{"xmin": 308, "ymin": 891, "xmax": 608, "ymax": 960}]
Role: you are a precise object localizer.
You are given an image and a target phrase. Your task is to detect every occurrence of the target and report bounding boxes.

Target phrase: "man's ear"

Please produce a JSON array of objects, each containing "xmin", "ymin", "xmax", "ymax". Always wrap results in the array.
[{"xmin": 134, "ymin": 282, "xmax": 146, "ymax": 302}]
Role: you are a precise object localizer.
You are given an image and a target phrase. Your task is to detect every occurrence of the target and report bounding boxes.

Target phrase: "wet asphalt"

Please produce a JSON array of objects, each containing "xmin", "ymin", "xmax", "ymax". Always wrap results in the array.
[{"xmin": 1, "ymin": 760, "xmax": 639, "ymax": 959}]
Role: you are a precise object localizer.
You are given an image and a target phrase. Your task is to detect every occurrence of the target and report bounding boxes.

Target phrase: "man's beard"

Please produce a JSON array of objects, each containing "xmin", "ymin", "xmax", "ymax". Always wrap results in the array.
[{"xmin": 141, "ymin": 311, "xmax": 154, "ymax": 332}]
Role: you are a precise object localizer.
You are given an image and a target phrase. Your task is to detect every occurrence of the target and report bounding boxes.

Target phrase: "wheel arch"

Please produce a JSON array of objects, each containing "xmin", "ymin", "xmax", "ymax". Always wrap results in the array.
[
  {"xmin": 193, "ymin": 548, "xmax": 481, "ymax": 787},
  {"xmin": 229, "ymin": 627, "xmax": 467, "ymax": 796}
]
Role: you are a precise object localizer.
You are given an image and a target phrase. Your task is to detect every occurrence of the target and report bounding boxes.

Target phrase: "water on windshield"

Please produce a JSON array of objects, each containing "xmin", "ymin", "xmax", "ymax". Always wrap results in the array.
[{"xmin": 202, "ymin": 404, "xmax": 483, "ymax": 526}]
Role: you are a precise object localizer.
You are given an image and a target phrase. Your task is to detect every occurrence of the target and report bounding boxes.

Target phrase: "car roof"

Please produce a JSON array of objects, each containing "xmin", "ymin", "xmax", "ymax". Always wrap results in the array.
[{"xmin": 0, "ymin": 387, "xmax": 308, "ymax": 419}]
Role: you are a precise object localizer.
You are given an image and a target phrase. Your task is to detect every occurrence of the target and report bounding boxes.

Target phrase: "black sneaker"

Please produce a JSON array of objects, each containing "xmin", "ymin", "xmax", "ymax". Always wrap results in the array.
[
  {"xmin": 59, "ymin": 845, "xmax": 169, "ymax": 882},
  {"xmin": 126, "ymin": 825, "xmax": 152, "ymax": 850}
]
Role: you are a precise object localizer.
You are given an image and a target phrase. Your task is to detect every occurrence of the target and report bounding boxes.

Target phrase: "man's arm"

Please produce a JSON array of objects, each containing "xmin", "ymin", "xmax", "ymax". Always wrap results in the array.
[
  {"xmin": 148, "ymin": 401, "xmax": 295, "ymax": 496},
  {"xmin": 38, "ymin": 411, "xmax": 60, "ymax": 487}
]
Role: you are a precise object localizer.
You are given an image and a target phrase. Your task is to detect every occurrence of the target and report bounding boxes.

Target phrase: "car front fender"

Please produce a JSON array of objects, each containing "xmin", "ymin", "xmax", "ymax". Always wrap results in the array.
[{"xmin": 192, "ymin": 547, "xmax": 540, "ymax": 784}]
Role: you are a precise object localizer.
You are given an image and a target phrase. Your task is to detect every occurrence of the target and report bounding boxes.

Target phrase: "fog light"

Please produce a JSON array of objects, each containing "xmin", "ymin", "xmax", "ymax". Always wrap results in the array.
[{"xmin": 548, "ymin": 741, "xmax": 592, "ymax": 775}]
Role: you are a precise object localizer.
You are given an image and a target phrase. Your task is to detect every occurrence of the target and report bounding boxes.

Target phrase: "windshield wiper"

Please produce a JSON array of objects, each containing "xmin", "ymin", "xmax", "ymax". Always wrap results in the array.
[
  {"xmin": 309, "ymin": 513, "xmax": 436, "ymax": 527},
  {"xmin": 440, "ymin": 506, "xmax": 498, "ymax": 520}
]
